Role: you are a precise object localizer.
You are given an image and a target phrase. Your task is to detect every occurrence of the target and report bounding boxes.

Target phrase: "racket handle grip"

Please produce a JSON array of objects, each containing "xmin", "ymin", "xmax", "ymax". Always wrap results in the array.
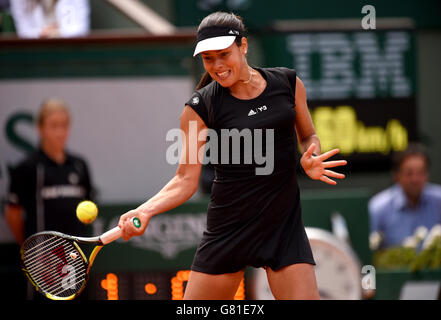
[
  {"xmin": 100, "ymin": 217, "xmax": 142, "ymax": 245},
  {"xmin": 100, "ymin": 226, "xmax": 122, "ymax": 245}
]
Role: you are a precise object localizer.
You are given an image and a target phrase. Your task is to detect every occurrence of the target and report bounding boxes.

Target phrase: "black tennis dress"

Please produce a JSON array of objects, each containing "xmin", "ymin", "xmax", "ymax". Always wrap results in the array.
[{"xmin": 185, "ymin": 67, "xmax": 315, "ymax": 274}]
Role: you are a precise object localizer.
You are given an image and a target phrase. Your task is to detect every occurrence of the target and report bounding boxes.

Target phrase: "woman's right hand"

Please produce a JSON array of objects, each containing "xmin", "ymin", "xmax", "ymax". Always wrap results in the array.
[{"xmin": 118, "ymin": 208, "xmax": 150, "ymax": 241}]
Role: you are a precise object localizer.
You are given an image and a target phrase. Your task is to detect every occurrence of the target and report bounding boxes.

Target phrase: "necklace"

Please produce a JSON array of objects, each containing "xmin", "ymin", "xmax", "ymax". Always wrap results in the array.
[{"xmin": 242, "ymin": 67, "xmax": 254, "ymax": 84}]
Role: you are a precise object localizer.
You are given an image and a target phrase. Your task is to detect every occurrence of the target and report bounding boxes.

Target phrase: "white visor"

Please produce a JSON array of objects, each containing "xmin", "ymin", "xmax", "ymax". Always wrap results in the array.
[{"xmin": 193, "ymin": 36, "xmax": 236, "ymax": 57}]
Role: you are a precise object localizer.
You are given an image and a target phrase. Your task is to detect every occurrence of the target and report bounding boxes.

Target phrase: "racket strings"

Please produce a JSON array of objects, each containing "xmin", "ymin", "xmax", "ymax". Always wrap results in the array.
[
  {"xmin": 24, "ymin": 239, "xmax": 79, "ymax": 274},
  {"xmin": 26, "ymin": 247, "xmax": 86, "ymax": 297},
  {"xmin": 38, "ymin": 266, "xmax": 87, "ymax": 297},
  {"xmin": 22, "ymin": 234, "xmax": 87, "ymax": 298},
  {"xmin": 31, "ymin": 267, "xmax": 86, "ymax": 298},
  {"xmin": 50, "ymin": 273, "xmax": 87, "ymax": 297},
  {"xmin": 29, "ymin": 256, "xmax": 85, "ymax": 288},
  {"xmin": 24, "ymin": 237, "xmax": 75, "ymax": 273},
  {"xmin": 23, "ymin": 236, "xmax": 66, "ymax": 262},
  {"xmin": 24, "ymin": 238, "xmax": 70, "ymax": 270}
]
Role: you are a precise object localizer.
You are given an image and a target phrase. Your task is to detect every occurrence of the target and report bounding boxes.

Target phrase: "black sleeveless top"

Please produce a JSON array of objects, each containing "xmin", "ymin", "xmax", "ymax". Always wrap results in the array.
[{"xmin": 185, "ymin": 67, "xmax": 315, "ymax": 274}]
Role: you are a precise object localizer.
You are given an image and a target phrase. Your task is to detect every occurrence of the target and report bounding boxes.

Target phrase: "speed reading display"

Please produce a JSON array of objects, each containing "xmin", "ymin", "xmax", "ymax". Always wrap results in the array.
[
  {"xmin": 308, "ymin": 98, "xmax": 416, "ymax": 171},
  {"xmin": 311, "ymin": 105, "xmax": 408, "ymax": 155}
]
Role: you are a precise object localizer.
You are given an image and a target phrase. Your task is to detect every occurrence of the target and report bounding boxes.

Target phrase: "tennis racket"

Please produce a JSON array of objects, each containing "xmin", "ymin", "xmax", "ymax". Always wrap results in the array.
[{"xmin": 20, "ymin": 217, "xmax": 141, "ymax": 300}]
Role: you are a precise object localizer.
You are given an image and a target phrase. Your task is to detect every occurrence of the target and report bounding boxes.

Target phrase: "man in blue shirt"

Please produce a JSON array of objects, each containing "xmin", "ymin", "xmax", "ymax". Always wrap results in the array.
[{"xmin": 369, "ymin": 144, "xmax": 441, "ymax": 249}]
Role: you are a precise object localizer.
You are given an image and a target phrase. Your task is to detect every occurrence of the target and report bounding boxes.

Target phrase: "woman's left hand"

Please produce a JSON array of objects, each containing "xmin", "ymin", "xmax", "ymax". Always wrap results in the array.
[{"xmin": 300, "ymin": 143, "xmax": 347, "ymax": 185}]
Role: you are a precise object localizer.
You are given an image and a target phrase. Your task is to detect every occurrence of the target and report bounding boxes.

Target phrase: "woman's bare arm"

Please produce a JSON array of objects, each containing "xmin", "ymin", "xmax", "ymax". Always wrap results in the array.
[
  {"xmin": 118, "ymin": 106, "xmax": 208, "ymax": 240},
  {"xmin": 293, "ymin": 76, "xmax": 347, "ymax": 185},
  {"xmin": 294, "ymin": 76, "xmax": 321, "ymax": 155}
]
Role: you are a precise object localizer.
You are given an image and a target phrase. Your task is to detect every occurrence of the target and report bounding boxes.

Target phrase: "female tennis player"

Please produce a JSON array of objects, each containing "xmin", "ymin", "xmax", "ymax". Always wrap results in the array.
[{"xmin": 118, "ymin": 12, "xmax": 347, "ymax": 300}]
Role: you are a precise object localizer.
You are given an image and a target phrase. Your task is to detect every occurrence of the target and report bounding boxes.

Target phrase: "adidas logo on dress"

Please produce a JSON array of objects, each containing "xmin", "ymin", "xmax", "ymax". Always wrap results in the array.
[{"xmin": 248, "ymin": 105, "xmax": 268, "ymax": 116}]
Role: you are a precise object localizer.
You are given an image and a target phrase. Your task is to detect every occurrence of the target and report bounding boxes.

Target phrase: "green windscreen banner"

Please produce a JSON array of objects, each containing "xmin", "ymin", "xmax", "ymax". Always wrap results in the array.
[{"xmin": 173, "ymin": 0, "xmax": 441, "ymax": 29}]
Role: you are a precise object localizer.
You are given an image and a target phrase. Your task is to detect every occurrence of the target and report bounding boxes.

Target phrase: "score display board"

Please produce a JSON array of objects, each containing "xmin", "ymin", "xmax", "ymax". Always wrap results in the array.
[
  {"xmin": 261, "ymin": 29, "xmax": 417, "ymax": 172},
  {"xmin": 89, "ymin": 270, "xmax": 246, "ymax": 300}
]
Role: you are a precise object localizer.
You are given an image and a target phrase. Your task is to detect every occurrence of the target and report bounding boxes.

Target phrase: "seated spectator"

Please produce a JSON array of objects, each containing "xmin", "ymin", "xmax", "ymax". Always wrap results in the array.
[
  {"xmin": 10, "ymin": 0, "xmax": 90, "ymax": 38},
  {"xmin": 369, "ymin": 143, "xmax": 441, "ymax": 249}
]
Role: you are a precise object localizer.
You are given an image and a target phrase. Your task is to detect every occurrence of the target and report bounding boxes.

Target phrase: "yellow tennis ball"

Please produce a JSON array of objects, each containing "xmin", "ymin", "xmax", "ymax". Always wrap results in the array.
[{"xmin": 76, "ymin": 200, "xmax": 98, "ymax": 224}]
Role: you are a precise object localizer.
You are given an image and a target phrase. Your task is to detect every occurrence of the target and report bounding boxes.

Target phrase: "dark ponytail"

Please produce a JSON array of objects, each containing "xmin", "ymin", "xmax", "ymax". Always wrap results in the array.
[
  {"xmin": 195, "ymin": 12, "xmax": 246, "ymax": 90},
  {"xmin": 196, "ymin": 72, "xmax": 213, "ymax": 90}
]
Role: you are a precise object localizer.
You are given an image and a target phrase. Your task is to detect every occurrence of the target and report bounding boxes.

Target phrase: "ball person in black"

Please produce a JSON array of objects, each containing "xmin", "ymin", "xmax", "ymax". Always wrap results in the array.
[
  {"xmin": 6, "ymin": 98, "xmax": 94, "ymax": 244},
  {"xmin": 118, "ymin": 12, "xmax": 347, "ymax": 299}
]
